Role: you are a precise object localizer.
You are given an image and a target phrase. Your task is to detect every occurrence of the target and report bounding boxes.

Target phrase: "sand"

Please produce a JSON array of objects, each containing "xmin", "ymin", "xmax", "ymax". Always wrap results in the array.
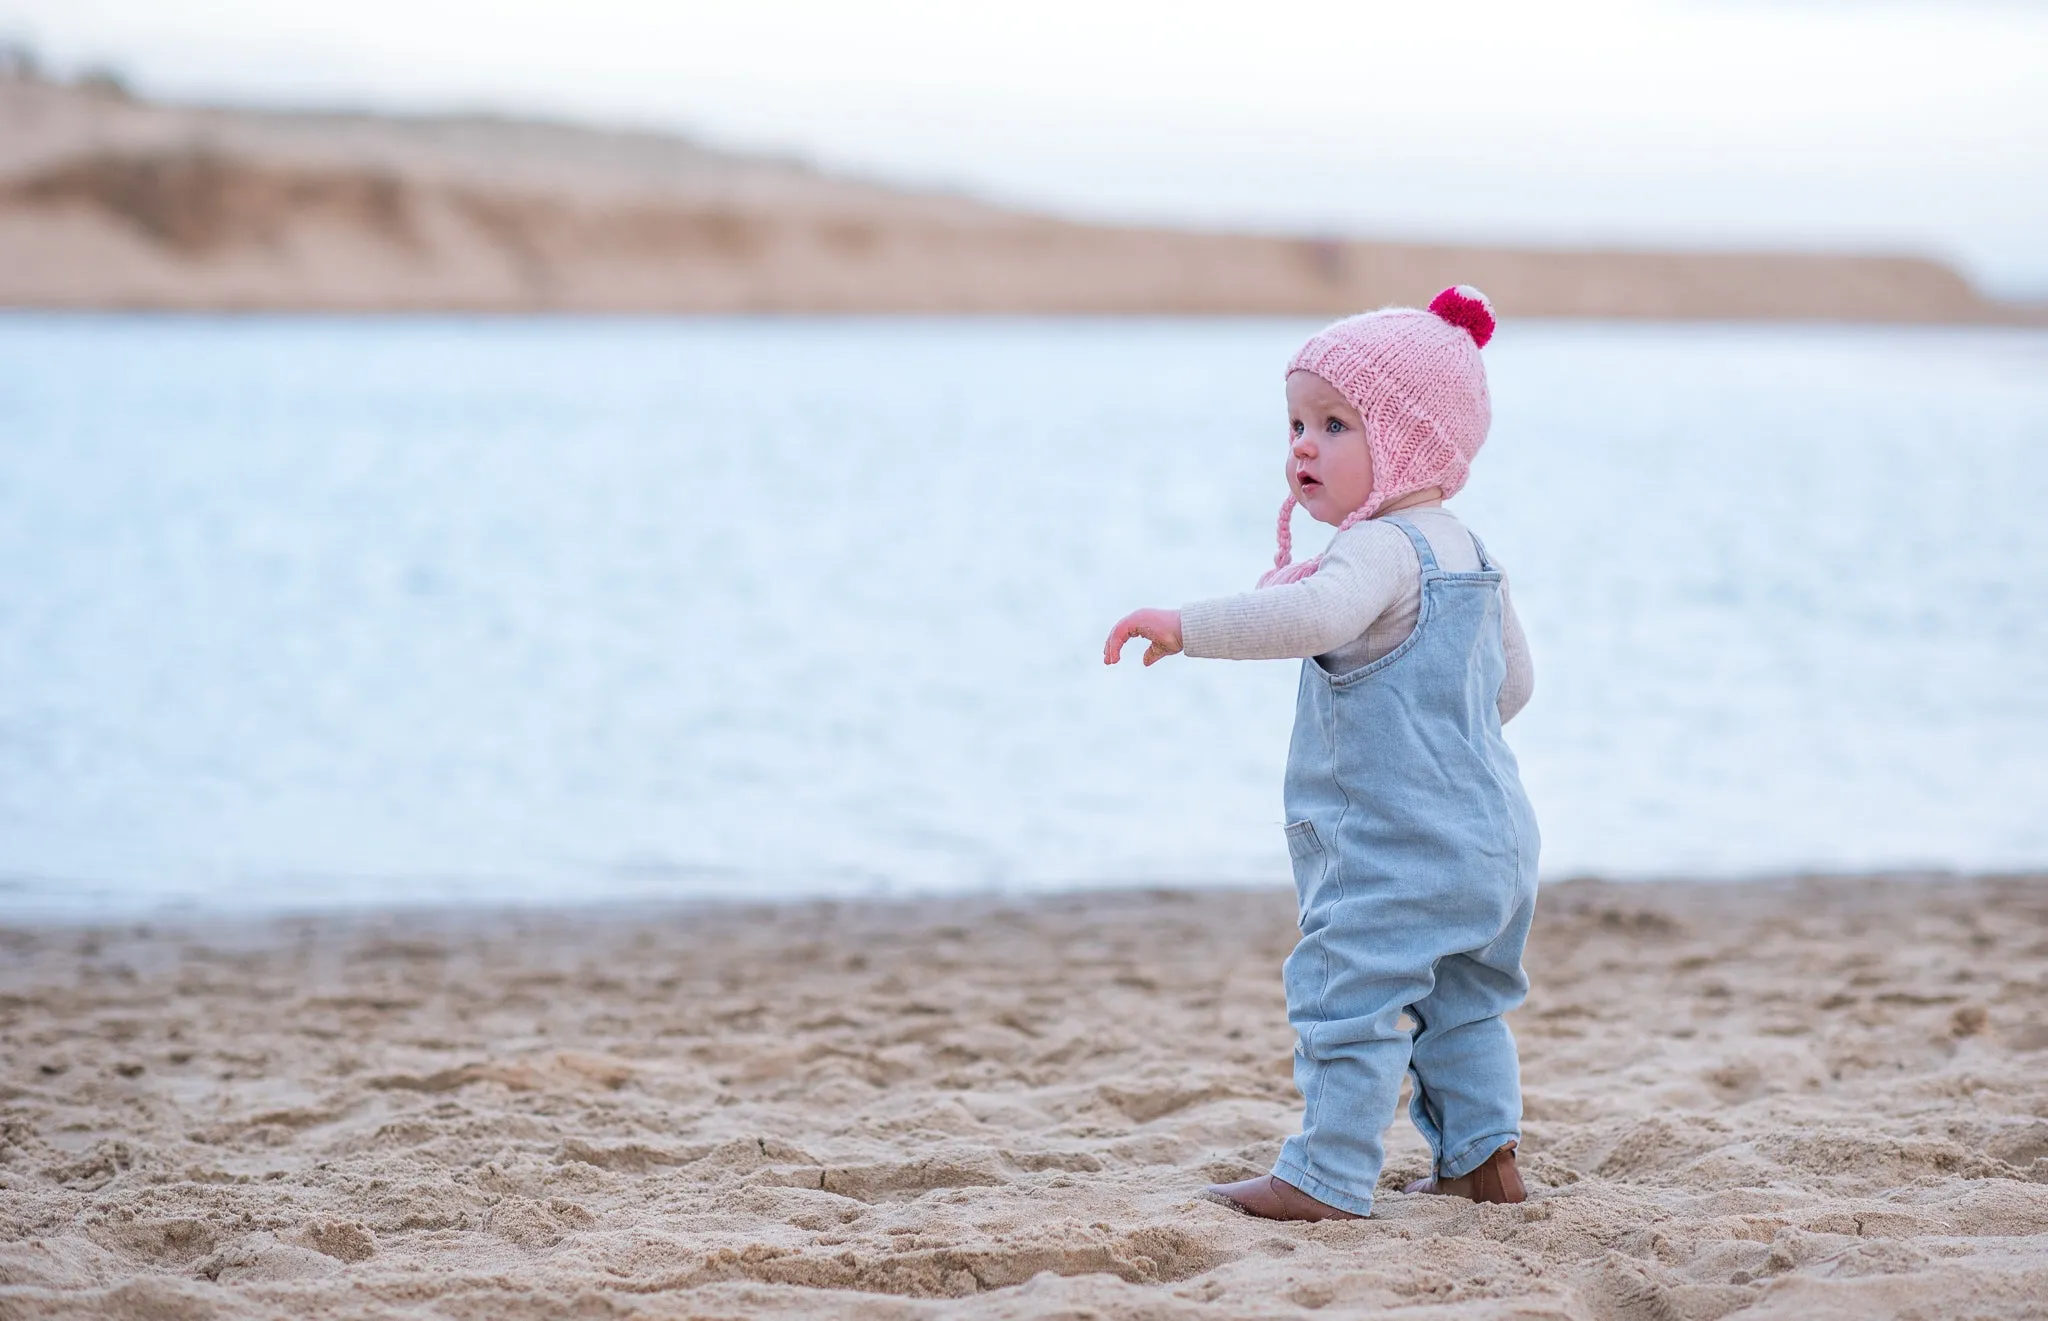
[
  {"xmin": 2, "ymin": 73, "xmax": 2038, "ymax": 323},
  {"xmin": 2, "ymin": 875, "xmax": 2046, "ymax": 1320}
]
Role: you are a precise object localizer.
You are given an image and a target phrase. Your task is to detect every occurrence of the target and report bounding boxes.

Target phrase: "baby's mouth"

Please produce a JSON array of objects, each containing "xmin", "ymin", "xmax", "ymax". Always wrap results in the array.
[{"xmin": 1296, "ymin": 471, "xmax": 1322, "ymax": 494}]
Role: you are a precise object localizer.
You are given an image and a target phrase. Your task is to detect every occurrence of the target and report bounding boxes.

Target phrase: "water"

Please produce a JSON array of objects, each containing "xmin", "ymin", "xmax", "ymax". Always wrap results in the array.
[{"xmin": 2, "ymin": 315, "xmax": 2045, "ymax": 916}]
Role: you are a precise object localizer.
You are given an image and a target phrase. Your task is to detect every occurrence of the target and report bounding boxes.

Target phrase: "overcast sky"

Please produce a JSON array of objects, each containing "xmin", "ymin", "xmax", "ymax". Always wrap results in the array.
[{"xmin": 8, "ymin": 0, "xmax": 2046, "ymax": 295}]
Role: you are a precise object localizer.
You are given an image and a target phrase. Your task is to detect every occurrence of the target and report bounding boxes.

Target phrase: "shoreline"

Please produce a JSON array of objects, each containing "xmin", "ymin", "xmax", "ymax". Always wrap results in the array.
[
  {"xmin": 3, "ymin": 874, "xmax": 2044, "ymax": 1318},
  {"xmin": 3, "ymin": 866, "xmax": 2039, "ymax": 929}
]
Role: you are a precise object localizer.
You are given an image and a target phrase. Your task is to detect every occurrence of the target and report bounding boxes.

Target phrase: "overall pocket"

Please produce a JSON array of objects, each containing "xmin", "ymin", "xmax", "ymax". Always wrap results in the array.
[{"xmin": 1282, "ymin": 820, "xmax": 1326, "ymax": 925}]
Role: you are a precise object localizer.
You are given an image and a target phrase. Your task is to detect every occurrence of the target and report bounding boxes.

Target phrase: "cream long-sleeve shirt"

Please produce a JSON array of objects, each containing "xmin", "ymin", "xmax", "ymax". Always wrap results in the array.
[{"xmin": 1180, "ymin": 506, "xmax": 1534, "ymax": 723}]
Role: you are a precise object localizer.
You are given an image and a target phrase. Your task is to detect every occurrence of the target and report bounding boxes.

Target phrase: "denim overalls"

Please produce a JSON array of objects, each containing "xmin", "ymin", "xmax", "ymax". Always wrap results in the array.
[{"xmin": 1271, "ymin": 515, "xmax": 1540, "ymax": 1217}]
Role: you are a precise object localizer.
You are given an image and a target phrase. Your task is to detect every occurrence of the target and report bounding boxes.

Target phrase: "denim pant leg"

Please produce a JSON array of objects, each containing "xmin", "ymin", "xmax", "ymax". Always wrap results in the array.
[
  {"xmin": 1405, "ymin": 885, "xmax": 1535, "ymax": 1178},
  {"xmin": 1273, "ymin": 912, "xmax": 1435, "ymax": 1216}
]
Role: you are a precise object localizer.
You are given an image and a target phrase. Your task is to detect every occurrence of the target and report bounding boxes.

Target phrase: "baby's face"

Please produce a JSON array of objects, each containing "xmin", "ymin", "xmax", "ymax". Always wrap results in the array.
[{"xmin": 1285, "ymin": 370, "xmax": 1373, "ymax": 524}]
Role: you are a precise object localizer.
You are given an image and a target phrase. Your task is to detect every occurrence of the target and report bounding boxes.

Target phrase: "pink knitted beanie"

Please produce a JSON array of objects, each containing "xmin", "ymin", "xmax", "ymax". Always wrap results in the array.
[{"xmin": 1259, "ymin": 286, "xmax": 1496, "ymax": 588}]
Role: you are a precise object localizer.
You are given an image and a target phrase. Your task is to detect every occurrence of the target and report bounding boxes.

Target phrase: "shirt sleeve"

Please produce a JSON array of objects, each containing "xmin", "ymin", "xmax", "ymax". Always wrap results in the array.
[
  {"xmin": 1180, "ymin": 522, "xmax": 1415, "ymax": 661},
  {"xmin": 1498, "ymin": 575, "xmax": 1534, "ymax": 724}
]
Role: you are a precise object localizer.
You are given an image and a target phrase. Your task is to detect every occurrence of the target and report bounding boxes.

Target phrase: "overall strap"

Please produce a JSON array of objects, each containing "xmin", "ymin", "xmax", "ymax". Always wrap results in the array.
[
  {"xmin": 1468, "ymin": 532, "xmax": 1498, "ymax": 573},
  {"xmin": 1383, "ymin": 515, "xmax": 1439, "ymax": 574}
]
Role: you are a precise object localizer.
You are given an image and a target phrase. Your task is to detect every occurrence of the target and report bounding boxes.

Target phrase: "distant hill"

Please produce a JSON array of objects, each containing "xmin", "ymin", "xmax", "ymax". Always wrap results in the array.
[{"xmin": 0, "ymin": 72, "xmax": 2033, "ymax": 321}]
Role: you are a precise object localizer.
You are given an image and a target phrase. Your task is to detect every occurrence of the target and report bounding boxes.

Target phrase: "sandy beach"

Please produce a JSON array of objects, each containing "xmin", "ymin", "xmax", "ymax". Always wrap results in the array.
[
  {"xmin": 0, "ymin": 876, "xmax": 2031, "ymax": 1318},
  {"xmin": 0, "ymin": 876, "xmax": 2043, "ymax": 1319}
]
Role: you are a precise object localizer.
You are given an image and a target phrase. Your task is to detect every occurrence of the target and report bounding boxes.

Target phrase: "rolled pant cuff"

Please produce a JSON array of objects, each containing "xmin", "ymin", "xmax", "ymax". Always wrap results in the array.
[
  {"xmin": 1270, "ymin": 1157, "xmax": 1375, "ymax": 1218},
  {"xmin": 1439, "ymin": 1130, "xmax": 1520, "ymax": 1180}
]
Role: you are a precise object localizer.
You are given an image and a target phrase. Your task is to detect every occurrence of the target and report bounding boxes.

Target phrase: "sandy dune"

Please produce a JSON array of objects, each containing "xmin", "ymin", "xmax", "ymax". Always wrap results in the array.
[
  {"xmin": 1, "ymin": 74, "xmax": 2036, "ymax": 322},
  {"xmin": 1, "ymin": 876, "xmax": 2044, "ymax": 1318}
]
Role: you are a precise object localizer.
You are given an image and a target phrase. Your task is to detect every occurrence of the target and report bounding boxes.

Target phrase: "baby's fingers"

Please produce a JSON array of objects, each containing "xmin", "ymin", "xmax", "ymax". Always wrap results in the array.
[
  {"xmin": 1103, "ymin": 620, "xmax": 1138, "ymax": 664},
  {"xmin": 1143, "ymin": 640, "xmax": 1169, "ymax": 666}
]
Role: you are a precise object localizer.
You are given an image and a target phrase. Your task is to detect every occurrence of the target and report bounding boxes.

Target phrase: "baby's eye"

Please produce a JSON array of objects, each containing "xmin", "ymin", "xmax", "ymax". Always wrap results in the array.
[
  {"xmin": 1291, "ymin": 419, "xmax": 1304, "ymax": 436},
  {"xmin": 1324, "ymin": 417, "xmax": 1346, "ymax": 434}
]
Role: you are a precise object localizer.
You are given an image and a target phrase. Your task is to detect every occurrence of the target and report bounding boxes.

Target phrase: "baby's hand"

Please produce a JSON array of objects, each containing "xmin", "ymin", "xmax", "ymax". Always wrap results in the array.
[{"xmin": 1103, "ymin": 609, "xmax": 1184, "ymax": 666}]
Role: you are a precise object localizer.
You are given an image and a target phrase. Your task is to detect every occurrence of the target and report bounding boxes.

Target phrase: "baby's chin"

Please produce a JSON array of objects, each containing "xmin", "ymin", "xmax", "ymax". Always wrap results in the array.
[{"xmin": 1297, "ymin": 490, "xmax": 1362, "ymax": 526}]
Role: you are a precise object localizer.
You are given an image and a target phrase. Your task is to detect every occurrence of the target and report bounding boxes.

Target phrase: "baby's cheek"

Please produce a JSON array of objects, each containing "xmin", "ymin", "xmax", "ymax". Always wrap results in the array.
[{"xmin": 1351, "ymin": 438, "xmax": 1376, "ymax": 489}]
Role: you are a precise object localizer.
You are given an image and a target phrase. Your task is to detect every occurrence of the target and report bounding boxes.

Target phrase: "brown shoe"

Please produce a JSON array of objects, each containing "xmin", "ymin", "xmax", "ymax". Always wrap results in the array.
[
  {"xmin": 1203, "ymin": 1174, "xmax": 1364, "ymax": 1222},
  {"xmin": 1401, "ymin": 1142, "xmax": 1525, "ymax": 1204}
]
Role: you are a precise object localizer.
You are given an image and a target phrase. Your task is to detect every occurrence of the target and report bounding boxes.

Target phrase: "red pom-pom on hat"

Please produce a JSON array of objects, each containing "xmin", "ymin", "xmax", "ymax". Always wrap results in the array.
[{"xmin": 1428, "ymin": 285, "xmax": 1495, "ymax": 348}]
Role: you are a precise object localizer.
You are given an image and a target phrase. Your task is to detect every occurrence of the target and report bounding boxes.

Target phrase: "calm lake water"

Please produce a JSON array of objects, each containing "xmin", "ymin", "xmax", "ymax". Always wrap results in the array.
[{"xmin": 2, "ymin": 315, "xmax": 2045, "ymax": 915}]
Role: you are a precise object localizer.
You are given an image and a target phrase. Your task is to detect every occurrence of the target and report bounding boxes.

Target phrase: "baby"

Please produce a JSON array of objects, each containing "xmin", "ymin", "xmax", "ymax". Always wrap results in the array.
[{"xmin": 1104, "ymin": 287, "xmax": 1538, "ymax": 1221}]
